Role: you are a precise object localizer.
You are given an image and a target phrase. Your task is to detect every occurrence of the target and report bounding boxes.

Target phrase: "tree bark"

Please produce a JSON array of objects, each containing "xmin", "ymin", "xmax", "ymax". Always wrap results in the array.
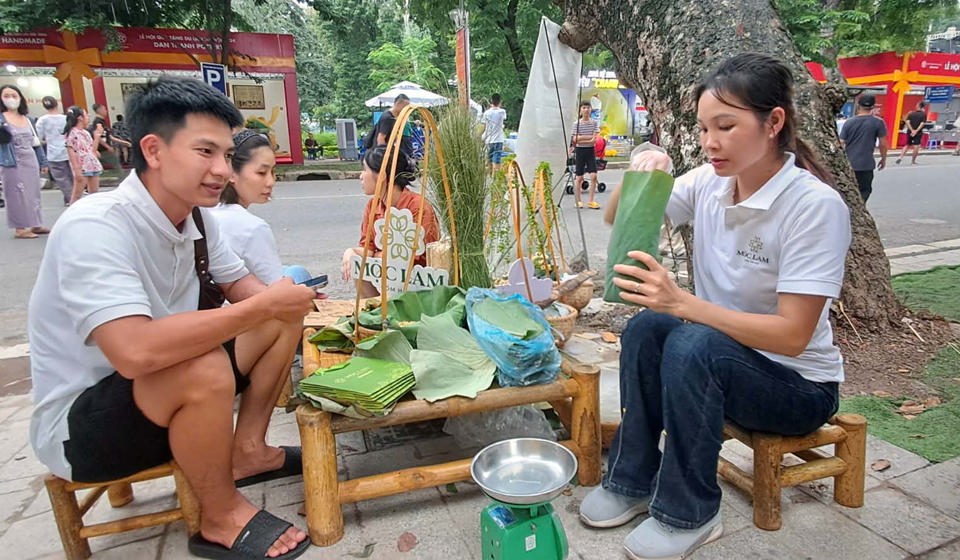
[{"xmin": 558, "ymin": 0, "xmax": 903, "ymax": 329}]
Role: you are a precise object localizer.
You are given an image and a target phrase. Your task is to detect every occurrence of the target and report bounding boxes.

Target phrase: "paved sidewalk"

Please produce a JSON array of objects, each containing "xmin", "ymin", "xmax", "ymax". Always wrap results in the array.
[{"xmin": 0, "ymin": 242, "xmax": 958, "ymax": 559}]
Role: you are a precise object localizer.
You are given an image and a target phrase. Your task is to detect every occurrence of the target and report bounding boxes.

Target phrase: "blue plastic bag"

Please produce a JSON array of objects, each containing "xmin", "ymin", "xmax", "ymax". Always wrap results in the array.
[{"xmin": 465, "ymin": 288, "xmax": 561, "ymax": 387}]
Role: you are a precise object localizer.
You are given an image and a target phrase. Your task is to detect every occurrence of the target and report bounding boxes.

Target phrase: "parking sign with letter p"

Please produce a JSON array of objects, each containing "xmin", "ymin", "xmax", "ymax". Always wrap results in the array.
[{"xmin": 200, "ymin": 62, "xmax": 227, "ymax": 95}]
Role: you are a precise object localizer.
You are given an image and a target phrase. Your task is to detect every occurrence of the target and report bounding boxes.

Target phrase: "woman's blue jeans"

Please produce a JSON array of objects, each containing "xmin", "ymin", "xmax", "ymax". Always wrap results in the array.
[{"xmin": 604, "ymin": 311, "xmax": 839, "ymax": 529}]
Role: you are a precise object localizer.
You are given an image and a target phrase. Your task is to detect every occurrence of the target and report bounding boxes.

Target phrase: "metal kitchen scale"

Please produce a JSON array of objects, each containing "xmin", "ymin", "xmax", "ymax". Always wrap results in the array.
[{"xmin": 471, "ymin": 438, "xmax": 578, "ymax": 560}]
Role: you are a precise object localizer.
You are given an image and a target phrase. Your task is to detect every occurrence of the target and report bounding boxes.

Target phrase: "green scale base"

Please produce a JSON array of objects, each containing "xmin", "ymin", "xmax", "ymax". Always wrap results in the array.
[{"xmin": 480, "ymin": 501, "xmax": 568, "ymax": 560}]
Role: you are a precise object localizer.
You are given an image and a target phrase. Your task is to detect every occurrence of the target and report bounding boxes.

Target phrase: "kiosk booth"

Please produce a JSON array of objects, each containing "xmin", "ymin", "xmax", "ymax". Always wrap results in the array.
[{"xmin": 0, "ymin": 27, "xmax": 303, "ymax": 163}]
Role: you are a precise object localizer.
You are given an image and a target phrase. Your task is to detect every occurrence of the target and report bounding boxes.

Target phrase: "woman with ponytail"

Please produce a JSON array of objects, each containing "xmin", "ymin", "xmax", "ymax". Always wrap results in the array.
[
  {"xmin": 584, "ymin": 53, "xmax": 851, "ymax": 559},
  {"xmin": 63, "ymin": 106, "xmax": 103, "ymax": 204},
  {"xmin": 341, "ymin": 145, "xmax": 440, "ymax": 297},
  {"xmin": 211, "ymin": 129, "xmax": 313, "ymax": 286}
]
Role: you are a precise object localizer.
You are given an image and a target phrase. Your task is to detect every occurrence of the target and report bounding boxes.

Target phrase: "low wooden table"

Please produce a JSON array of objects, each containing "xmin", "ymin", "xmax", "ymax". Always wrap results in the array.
[{"xmin": 296, "ymin": 327, "xmax": 602, "ymax": 546}]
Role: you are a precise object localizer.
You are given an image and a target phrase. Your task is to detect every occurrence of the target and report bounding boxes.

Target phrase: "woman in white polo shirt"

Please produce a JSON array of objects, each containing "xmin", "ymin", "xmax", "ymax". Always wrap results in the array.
[
  {"xmin": 211, "ymin": 129, "xmax": 312, "ymax": 286},
  {"xmin": 581, "ymin": 53, "xmax": 851, "ymax": 560}
]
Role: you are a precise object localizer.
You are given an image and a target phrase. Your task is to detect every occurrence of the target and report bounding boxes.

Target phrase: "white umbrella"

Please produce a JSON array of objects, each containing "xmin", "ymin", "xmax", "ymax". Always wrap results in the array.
[{"xmin": 365, "ymin": 81, "xmax": 450, "ymax": 108}]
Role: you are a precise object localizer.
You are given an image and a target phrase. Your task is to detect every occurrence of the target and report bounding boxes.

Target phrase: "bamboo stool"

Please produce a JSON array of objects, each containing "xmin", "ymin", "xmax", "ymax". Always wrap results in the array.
[
  {"xmin": 45, "ymin": 461, "xmax": 200, "ymax": 560},
  {"xmin": 297, "ymin": 327, "xmax": 602, "ymax": 546},
  {"xmin": 718, "ymin": 414, "xmax": 867, "ymax": 530}
]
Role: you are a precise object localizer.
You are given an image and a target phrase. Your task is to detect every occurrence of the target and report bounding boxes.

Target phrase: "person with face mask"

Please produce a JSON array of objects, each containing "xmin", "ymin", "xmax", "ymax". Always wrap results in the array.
[{"xmin": 0, "ymin": 84, "xmax": 50, "ymax": 238}]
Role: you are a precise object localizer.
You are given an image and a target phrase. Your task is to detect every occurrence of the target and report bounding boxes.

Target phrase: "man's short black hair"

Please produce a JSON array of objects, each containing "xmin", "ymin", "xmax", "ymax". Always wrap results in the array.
[
  {"xmin": 394, "ymin": 93, "xmax": 410, "ymax": 103},
  {"xmin": 125, "ymin": 77, "xmax": 243, "ymax": 173},
  {"xmin": 91, "ymin": 103, "xmax": 104, "ymax": 113},
  {"xmin": 580, "ymin": 101, "xmax": 592, "ymax": 109},
  {"xmin": 491, "ymin": 93, "xmax": 502, "ymax": 105}
]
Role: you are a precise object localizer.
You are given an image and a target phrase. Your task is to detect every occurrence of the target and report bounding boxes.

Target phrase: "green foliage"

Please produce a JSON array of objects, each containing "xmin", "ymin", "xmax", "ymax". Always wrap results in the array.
[
  {"xmin": 408, "ymin": 0, "xmax": 562, "ymax": 128},
  {"xmin": 840, "ymin": 267, "xmax": 960, "ymax": 462},
  {"xmin": 233, "ymin": 0, "xmax": 333, "ymax": 115},
  {"xmin": 367, "ymin": 31, "xmax": 446, "ymax": 92},
  {"xmin": 892, "ymin": 266, "xmax": 960, "ymax": 321},
  {"xmin": 775, "ymin": 0, "xmax": 959, "ymax": 64}
]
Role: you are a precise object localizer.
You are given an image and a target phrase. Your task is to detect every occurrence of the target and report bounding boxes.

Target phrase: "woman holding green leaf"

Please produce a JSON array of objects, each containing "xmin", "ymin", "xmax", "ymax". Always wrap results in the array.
[{"xmin": 581, "ymin": 53, "xmax": 851, "ymax": 559}]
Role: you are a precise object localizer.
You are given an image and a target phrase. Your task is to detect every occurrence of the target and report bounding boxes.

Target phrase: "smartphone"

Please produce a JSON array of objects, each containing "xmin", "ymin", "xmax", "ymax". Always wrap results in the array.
[{"xmin": 298, "ymin": 274, "xmax": 328, "ymax": 289}]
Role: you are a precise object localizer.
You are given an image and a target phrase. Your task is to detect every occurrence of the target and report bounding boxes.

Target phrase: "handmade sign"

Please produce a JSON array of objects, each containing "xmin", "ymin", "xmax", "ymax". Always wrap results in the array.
[{"xmin": 350, "ymin": 207, "xmax": 450, "ymax": 295}]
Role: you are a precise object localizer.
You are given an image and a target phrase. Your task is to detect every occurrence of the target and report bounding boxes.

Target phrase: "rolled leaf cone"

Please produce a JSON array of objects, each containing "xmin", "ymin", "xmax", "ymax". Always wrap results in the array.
[{"xmin": 604, "ymin": 170, "xmax": 674, "ymax": 304}]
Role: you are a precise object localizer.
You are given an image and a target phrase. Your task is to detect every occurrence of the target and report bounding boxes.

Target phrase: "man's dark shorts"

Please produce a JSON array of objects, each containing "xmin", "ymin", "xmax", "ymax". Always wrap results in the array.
[
  {"xmin": 907, "ymin": 132, "xmax": 923, "ymax": 146},
  {"xmin": 64, "ymin": 340, "xmax": 247, "ymax": 483},
  {"xmin": 574, "ymin": 146, "xmax": 597, "ymax": 175}
]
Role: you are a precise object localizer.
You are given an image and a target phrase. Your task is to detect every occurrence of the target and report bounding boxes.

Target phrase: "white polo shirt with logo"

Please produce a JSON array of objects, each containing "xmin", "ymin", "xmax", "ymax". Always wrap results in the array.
[
  {"xmin": 666, "ymin": 153, "xmax": 851, "ymax": 383},
  {"xmin": 28, "ymin": 171, "xmax": 248, "ymax": 480}
]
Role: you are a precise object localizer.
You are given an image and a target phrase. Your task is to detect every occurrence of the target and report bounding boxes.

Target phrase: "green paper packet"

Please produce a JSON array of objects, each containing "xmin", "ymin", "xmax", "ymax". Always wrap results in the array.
[{"xmin": 604, "ymin": 170, "xmax": 675, "ymax": 304}]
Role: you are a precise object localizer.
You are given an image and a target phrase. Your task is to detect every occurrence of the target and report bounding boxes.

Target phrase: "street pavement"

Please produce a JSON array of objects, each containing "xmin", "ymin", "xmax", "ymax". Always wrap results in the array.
[{"xmin": 0, "ymin": 155, "xmax": 958, "ymax": 558}]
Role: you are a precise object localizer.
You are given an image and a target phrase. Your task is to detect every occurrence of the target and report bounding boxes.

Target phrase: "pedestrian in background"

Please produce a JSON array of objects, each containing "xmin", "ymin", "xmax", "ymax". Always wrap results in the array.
[
  {"xmin": 36, "ymin": 96, "xmax": 72, "ymax": 205},
  {"xmin": 896, "ymin": 101, "xmax": 927, "ymax": 165},
  {"xmin": 840, "ymin": 94, "xmax": 887, "ymax": 202},
  {"xmin": 64, "ymin": 106, "xmax": 103, "ymax": 204},
  {"xmin": 0, "ymin": 84, "xmax": 50, "ymax": 239},
  {"xmin": 481, "ymin": 94, "xmax": 507, "ymax": 174}
]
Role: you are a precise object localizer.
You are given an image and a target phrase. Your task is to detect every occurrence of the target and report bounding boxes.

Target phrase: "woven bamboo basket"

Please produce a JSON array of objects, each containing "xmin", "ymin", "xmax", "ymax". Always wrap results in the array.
[
  {"xmin": 558, "ymin": 280, "xmax": 595, "ymax": 311},
  {"xmin": 545, "ymin": 302, "xmax": 578, "ymax": 348},
  {"xmin": 317, "ymin": 350, "xmax": 352, "ymax": 370}
]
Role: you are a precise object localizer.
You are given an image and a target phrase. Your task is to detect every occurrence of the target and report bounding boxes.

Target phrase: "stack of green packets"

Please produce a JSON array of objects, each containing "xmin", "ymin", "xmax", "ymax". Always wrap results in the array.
[{"xmin": 299, "ymin": 357, "xmax": 415, "ymax": 415}]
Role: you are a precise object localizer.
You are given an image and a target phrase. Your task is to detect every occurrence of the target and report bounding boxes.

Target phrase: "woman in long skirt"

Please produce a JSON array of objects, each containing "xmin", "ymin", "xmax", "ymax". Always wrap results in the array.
[{"xmin": 1, "ymin": 84, "xmax": 49, "ymax": 239}]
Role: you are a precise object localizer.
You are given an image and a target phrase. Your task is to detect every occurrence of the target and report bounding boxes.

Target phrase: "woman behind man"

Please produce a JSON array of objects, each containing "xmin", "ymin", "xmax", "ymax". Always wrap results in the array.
[
  {"xmin": 340, "ymin": 145, "xmax": 440, "ymax": 297},
  {"xmin": 35, "ymin": 96, "xmax": 72, "ymax": 206},
  {"xmin": 211, "ymin": 129, "xmax": 311, "ymax": 285},
  {"xmin": 0, "ymin": 84, "xmax": 50, "ymax": 238},
  {"xmin": 582, "ymin": 53, "xmax": 851, "ymax": 560},
  {"xmin": 63, "ymin": 106, "xmax": 103, "ymax": 205}
]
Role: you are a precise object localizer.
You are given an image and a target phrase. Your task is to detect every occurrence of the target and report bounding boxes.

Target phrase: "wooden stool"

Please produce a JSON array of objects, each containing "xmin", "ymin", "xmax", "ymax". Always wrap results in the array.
[
  {"xmin": 45, "ymin": 462, "xmax": 201, "ymax": 560},
  {"xmin": 297, "ymin": 328, "xmax": 602, "ymax": 546},
  {"xmin": 718, "ymin": 414, "xmax": 867, "ymax": 530}
]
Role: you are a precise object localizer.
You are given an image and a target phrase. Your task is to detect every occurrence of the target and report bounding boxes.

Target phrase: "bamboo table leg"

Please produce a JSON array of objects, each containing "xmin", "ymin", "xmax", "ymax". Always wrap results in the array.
[
  {"xmin": 173, "ymin": 463, "xmax": 202, "ymax": 535},
  {"xmin": 751, "ymin": 433, "xmax": 783, "ymax": 531},
  {"xmin": 296, "ymin": 404, "xmax": 343, "ymax": 546},
  {"xmin": 45, "ymin": 475, "xmax": 91, "ymax": 560},
  {"xmin": 569, "ymin": 362, "xmax": 601, "ymax": 486},
  {"xmin": 106, "ymin": 482, "xmax": 134, "ymax": 508},
  {"xmin": 833, "ymin": 414, "xmax": 867, "ymax": 508}
]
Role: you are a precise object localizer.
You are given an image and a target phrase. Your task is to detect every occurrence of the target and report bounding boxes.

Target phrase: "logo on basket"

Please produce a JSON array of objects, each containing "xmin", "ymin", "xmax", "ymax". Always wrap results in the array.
[
  {"xmin": 737, "ymin": 235, "xmax": 769, "ymax": 264},
  {"xmin": 350, "ymin": 207, "xmax": 449, "ymax": 295}
]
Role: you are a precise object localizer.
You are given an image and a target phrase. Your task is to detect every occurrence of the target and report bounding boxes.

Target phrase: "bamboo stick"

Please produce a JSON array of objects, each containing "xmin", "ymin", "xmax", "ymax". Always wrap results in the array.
[
  {"xmin": 78, "ymin": 509, "xmax": 183, "ymax": 539},
  {"xmin": 717, "ymin": 457, "xmax": 754, "ymax": 495},
  {"xmin": 780, "ymin": 458, "xmax": 847, "ymax": 487}
]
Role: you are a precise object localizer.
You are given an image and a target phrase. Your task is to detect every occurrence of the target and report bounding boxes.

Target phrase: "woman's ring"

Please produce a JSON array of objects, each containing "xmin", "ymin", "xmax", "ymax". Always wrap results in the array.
[{"xmin": 633, "ymin": 282, "xmax": 641, "ymax": 293}]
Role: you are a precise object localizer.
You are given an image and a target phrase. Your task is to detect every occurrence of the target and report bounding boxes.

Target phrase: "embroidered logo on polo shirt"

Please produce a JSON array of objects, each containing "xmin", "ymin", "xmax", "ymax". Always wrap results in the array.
[{"xmin": 737, "ymin": 235, "xmax": 769, "ymax": 264}]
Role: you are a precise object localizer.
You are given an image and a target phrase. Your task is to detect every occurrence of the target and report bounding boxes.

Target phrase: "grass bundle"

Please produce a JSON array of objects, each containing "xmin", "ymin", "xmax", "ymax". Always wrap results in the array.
[{"xmin": 427, "ymin": 103, "xmax": 491, "ymax": 289}]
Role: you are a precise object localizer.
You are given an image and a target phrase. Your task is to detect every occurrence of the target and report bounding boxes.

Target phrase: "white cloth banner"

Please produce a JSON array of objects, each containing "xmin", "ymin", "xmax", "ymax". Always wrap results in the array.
[{"xmin": 515, "ymin": 18, "xmax": 582, "ymax": 185}]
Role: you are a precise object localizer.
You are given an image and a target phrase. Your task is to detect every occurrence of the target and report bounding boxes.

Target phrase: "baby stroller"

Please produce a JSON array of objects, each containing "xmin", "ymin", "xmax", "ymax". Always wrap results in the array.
[{"xmin": 564, "ymin": 155, "xmax": 608, "ymax": 194}]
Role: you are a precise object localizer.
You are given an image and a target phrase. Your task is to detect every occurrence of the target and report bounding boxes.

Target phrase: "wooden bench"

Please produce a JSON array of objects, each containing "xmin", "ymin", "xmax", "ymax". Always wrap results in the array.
[
  {"xmin": 45, "ymin": 462, "xmax": 200, "ymax": 559},
  {"xmin": 296, "ymin": 327, "xmax": 602, "ymax": 546},
  {"xmin": 600, "ymin": 414, "xmax": 867, "ymax": 531}
]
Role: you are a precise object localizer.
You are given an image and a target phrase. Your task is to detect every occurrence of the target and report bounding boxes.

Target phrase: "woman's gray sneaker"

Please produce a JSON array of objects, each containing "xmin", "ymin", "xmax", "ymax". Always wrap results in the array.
[
  {"xmin": 623, "ymin": 512, "xmax": 722, "ymax": 560},
  {"xmin": 579, "ymin": 486, "xmax": 651, "ymax": 528}
]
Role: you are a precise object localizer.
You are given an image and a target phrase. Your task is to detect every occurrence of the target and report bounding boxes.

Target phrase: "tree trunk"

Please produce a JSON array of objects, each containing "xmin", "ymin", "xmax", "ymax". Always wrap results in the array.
[{"xmin": 558, "ymin": 0, "xmax": 904, "ymax": 331}]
